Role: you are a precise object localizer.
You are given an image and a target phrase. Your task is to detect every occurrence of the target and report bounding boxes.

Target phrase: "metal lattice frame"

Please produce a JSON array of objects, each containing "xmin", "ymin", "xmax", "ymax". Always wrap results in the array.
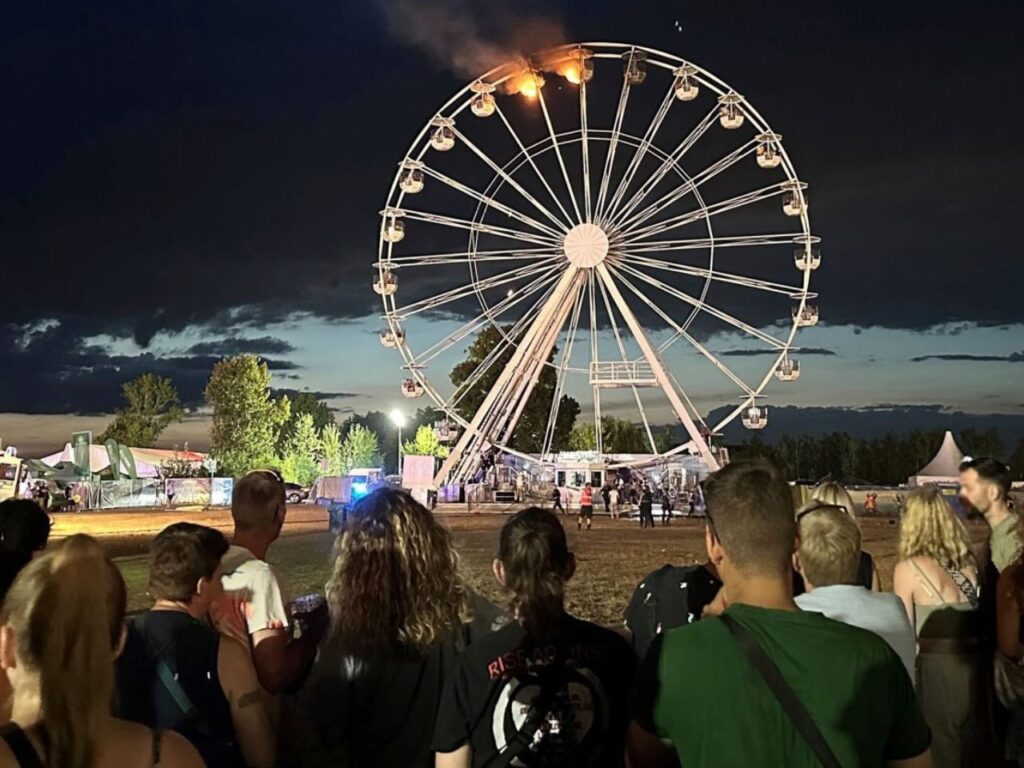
[{"xmin": 374, "ymin": 42, "xmax": 820, "ymax": 486}]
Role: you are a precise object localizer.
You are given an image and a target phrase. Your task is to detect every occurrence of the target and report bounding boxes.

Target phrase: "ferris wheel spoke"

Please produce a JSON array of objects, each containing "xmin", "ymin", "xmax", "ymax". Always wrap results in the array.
[
  {"xmin": 622, "ymin": 182, "xmax": 789, "ymax": 242},
  {"xmin": 379, "ymin": 246, "xmax": 561, "ymax": 269},
  {"xmin": 601, "ymin": 81, "xmax": 678, "ymax": 226},
  {"xmin": 593, "ymin": 75, "xmax": 633, "ymax": 224},
  {"xmin": 616, "ymin": 253, "xmax": 809, "ymax": 298},
  {"xmin": 399, "ymin": 209, "xmax": 559, "ymax": 247},
  {"xmin": 536, "ymin": 85, "xmax": 583, "ymax": 224},
  {"xmin": 579, "ymin": 79, "xmax": 592, "ymax": 223},
  {"xmin": 416, "ymin": 270, "xmax": 562, "ymax": 365},
  {"xmin": 419, "ymin": 166, "xmax": 565, "ymax": 239},
  {"xmin": 493, "ymin": 103, "xmax": 576, "ymax": 229},
  {"xmin": 620, "ymin": 233, "xmax": 799, "ymax": 255},
  {"xmin": 613, "ymin": 261, "xmax": 788, "ymax": 349},
  {"xmin": 453, "ymin": 121, "xmax": 571, "ymax": 232},
  {"xmin": 395, "ymin": 258, "xmax": 560, "ymax": 319},
  {"xmin": 607, "ymin": 263, "xmax": 758, "ymax": 398},
  {"xmin": 541, "ymin": 283, "xmax": 586, "ymax": 456},
  {"xmin": 612, "ymin": 140, "xmax": 758, "ymax": 233},
  {"xmin": 446, "ymin": 277, "xmax": 562, "ymax": 410},
  {"xmin": 594, "ymin": 272, "xmax": 659, "ymax": 454},
  {"xmin": 587, "ymin": 271, "xmax": 603, "ymax": 453},
  {"xmin": 606, "ymin": 106, "xmax": 719, "ymax": 229}
]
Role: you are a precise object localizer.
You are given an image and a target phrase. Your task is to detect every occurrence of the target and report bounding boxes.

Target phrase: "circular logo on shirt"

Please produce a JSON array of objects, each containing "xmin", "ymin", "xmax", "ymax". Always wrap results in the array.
[{"xmin": 491, "ymin": 665, "xmax": 609, "ymax": 766}]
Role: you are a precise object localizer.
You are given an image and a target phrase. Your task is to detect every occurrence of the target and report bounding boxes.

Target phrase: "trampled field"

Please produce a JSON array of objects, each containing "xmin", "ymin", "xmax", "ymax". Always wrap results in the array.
[{"xmin": 49, "ymin": 504, "xmax": 985, "ymax": 625}]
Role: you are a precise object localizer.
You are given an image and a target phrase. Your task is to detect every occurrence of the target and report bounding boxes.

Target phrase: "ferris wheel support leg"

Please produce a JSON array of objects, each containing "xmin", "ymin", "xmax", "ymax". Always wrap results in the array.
[
  {"xmin": 594, "ymin": 263, "xmax": 720, "ymax": 472},
  {"xmin": 498, "ymin": 279, "xmax": 583, "ymax": 447},
  {"xmin": 433, "ymin": 267, "xmax": 583, "ymax": 488}
]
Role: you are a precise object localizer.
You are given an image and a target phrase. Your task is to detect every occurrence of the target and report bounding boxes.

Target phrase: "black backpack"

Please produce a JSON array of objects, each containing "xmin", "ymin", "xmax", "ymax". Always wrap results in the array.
[{"xmin": 623, "ymin": 564, "xmax": 722, "ymax": 659}]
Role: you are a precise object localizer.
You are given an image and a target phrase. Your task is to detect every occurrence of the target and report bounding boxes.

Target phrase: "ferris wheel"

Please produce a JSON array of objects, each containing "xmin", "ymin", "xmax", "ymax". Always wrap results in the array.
[{"xmin": 374, "ymin": 42, "xmax": 820, "ymax": 485}]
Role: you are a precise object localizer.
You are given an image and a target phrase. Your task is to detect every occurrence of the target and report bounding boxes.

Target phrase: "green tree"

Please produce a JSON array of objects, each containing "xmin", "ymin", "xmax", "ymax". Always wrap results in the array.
[
  {"xmin": 278, "ymin": 413, "xmax": 321, "ymax": 486},
  {"xmin": 100, "ymin": 373, "xmax": 183, "ymax": 446},
  {"xmin": 341, "ymin": 424, "xmax": 381, "ymax": 473},
  {"xmin": 320, "ymin": 422, "xmax": 345, "ymax": 475},
  {"xmin": 568, "ymin": 422, "xmax": 596, "ymax": 450},
  {"xmin": 959, "ymin": 427, "xmax": 1006, "ymax": 460},
  {"xmin": 276, "ymin": 392, "xmax": 334, "ymax": 453},
  {"xmin": 450, "ymin": 325, "xmax": 580, "ymax": 453},
  {"xmin": 205, "ymin": 355, "xmax": 290, "ymax": 476},
  {"xmin": 654, "ymin": 426, "xmax": 676, "ymax": 454},
  {"xmin": 403, "ymin": 424, "xmax": 449, "ymax": 458},
  {"xmin": 601, "ymin": 416, "xmax": 649, "ymax": 453}
]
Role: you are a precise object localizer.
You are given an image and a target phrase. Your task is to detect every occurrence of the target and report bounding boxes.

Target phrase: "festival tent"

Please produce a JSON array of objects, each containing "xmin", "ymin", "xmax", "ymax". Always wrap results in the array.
[
  {"xmin": 908, "ymin": 430, "xmax": 965, "ymax": 486},
  {"xmin": 38, "ymin": 443, "xmax": 167, "ymax": 478}
]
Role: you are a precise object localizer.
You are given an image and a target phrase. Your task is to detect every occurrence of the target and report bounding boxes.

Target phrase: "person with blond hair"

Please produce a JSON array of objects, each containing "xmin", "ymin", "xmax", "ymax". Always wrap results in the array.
[
  {"xmin": 298, "ymin": 488, "xmax": 473, "ymax": 767},
  {"xmin": 794, "ymin": 505, "xmax": 916, "ymax": 682},
  {"xmin": 811, "ymin": 480, "xmax": 881, "ymax": 590},
  {"xmin": 893, "ymin": 486, "xmax": 988, "ymax": 768},
  {"xmin": 0, "ymin": 535, "xmax": 201, "ymax": 768}
]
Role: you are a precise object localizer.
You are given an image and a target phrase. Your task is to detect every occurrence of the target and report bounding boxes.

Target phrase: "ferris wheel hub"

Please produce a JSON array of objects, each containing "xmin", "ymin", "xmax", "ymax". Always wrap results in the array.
[{"xmin": 563, "ymin": 223, "xmax": 610, "ymax": 268}]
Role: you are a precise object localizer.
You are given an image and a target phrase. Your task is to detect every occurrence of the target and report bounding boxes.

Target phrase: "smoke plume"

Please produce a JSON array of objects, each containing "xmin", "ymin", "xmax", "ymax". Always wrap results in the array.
[{"xmin": 377, "ymin": 0, "xmax": 566, "ymax": 80}]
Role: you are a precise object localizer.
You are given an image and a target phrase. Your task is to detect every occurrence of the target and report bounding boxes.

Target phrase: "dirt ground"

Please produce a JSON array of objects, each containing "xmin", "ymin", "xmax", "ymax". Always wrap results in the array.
[{"xmin": 59, "ymin": 505, "xmax": 989, "ymax": 624}]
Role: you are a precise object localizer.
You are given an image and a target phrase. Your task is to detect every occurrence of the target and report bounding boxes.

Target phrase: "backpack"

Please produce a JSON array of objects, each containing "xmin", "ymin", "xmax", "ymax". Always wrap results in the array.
[{"xmin": 623, "ymin": 564, "xmax": 722, "ymax": 659}]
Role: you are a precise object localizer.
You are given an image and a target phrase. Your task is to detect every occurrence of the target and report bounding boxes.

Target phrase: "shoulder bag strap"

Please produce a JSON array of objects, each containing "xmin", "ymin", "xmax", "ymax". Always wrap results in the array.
[
  {"xmin": 943, "ymin": 565, "xmax": 980, "ymax": 609},
  {"xmin": 720, "ymin": 614, "xmax": 842, "ymax": 768},
  {"xmin": 0, "ymin": 724, "xmax": 46, "ymax": 768}
]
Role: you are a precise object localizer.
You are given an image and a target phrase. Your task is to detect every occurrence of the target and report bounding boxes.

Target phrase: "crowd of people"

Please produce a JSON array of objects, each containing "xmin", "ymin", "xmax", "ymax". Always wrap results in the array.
[{"xmin": 0, "ymin": 456, "xmax": 1021, "ymax": 766}]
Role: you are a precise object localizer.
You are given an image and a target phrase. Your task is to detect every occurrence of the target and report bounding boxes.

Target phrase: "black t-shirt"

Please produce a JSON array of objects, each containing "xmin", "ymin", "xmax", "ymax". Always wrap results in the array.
[
  {"xmin": 432, "ymin": 614, "xmax": 635, "ymax": 767},
  {"xmin": 623, "ymin": 564, "xmax": 722, "ymax": 660},
  {"xmin": 116, "ymin": 611, "xmax": 242, "ymax": 768},
  {"xmin": 298, "ymin": 634, "xmax": 458, "ymax": 768}
]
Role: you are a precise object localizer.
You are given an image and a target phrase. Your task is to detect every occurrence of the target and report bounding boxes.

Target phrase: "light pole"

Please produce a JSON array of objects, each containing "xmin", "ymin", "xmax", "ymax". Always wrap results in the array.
[{"xmin": 390, "ymin": 409, "xmax": 406, "ymax": 477}]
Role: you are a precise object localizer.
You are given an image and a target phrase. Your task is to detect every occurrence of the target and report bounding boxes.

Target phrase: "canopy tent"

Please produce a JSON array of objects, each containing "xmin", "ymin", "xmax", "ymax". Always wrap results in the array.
[
  {"xmin": 909, "ymin": 431, "xmax": 965, "ymax": 486},
  {"xmin": 35, "ymin": 443, "xmax": 199, "ymax": 479}
]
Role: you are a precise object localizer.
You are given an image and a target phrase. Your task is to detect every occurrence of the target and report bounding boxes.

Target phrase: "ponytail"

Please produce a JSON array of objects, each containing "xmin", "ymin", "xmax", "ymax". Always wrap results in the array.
[
  {"xmin": 498, "ymin": 507, "xmax": 571, "ymax": 642},
  {"xmin": 3, "ymin": 535, "xmax": 126, "ymax": 768}
]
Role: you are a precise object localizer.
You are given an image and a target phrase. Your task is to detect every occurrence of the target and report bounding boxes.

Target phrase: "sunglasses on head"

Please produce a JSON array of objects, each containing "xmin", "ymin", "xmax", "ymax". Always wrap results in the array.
[
  {"xmin": 795, "ymin": 501, "xmax": 849, "ymax": 522},
  {"xmin": 245, "ymin": 468, "xmax": 284, "ymax": 485}
]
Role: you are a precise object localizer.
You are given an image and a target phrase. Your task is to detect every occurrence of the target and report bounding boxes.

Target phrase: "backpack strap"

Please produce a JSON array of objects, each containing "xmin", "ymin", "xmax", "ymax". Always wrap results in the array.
[
  {"xmin": 0, "ymin": 724, "xmax": 46, "ymax": 768},
  {"xmin": 720, "ymin": 614, "xmax": 841, "ymax": 768}
]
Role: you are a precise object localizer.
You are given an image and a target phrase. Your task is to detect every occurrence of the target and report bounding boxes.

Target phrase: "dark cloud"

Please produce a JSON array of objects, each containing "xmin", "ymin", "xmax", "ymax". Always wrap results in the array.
[
  {"xmin": 910, "ymin": 352, "xmax": 1024, "ymax": 363},
  {"xmin": 720, "ymin": 347, "xmax": 836, "ymax": 357},
  {"xmin": 186, "ymin": 336, "xmax": 295, "ymax": 356},
  {"xmin": 0, "ymin": 322, "xmax": 296, "ymax": 414},
  {"xmin": 2, "ymin": 0, "xmax": 1024, "ymax": 413},
  {"xmin": 271, "ymin": 388, "xmax": 360, "ymax": 401}
]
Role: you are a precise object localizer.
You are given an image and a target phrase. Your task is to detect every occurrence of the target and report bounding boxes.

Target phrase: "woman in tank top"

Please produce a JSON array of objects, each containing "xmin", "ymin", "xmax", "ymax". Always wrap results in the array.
[
  {"xmin": 0, "ymin": 535, "xmax": 201, "ymax": 768},
  {"xmin": 893, "ymin": 486, "xmax": 990, "ymax": 768}
]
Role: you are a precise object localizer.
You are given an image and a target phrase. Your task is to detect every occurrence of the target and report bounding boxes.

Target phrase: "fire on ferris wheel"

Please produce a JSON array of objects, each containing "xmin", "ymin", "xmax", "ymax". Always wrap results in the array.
[{"xmin": 372, "ymin": 42, "xmax": 821, "ymax": 487}]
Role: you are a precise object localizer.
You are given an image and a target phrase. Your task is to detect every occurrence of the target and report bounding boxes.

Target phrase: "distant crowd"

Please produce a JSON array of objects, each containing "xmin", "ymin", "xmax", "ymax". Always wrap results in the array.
[{"xmin": 0, "ymin": 455, "xmax": 1022, "ymax": 767}]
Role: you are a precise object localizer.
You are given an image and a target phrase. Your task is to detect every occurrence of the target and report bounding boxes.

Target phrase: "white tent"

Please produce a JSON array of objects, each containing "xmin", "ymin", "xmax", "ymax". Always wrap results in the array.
[
  {"xmin": 39, "ymin": 443, "xmax": 162, "ymax": 478},
  {"xmin": 908, "ymin": 430, "xmax": 965, "ymax": 486}
]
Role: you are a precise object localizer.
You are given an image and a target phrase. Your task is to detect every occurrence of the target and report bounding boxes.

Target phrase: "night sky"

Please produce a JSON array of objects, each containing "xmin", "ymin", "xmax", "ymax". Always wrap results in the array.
[{"xmin": 2, "ymin": 0, "xmax": 1023, "ymax": 453}]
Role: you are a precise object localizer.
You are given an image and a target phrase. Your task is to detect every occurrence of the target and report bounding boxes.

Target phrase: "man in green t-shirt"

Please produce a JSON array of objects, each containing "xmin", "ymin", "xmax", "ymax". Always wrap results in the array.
[{"xmin": 627, "ymin": 458, "xmax": 932, "ymax": 768}]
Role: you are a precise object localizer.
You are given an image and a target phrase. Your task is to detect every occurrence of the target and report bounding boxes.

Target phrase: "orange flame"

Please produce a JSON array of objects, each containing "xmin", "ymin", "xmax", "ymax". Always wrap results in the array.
[
  {"xmin": 503, "ymin": 68, "xmax": 545, "ymax": 99},
  {"xmin": 560, "ymin": 63, "xmax": 581, "ymax": 84}
]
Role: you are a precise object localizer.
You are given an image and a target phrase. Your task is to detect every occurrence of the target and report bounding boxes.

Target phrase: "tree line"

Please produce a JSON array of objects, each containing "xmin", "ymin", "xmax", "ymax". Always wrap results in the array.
[
  {"xmin": 732, "ymin": 428, "xmax": 1024, "ymax": 485},
  {"xmin": 100, "ymin": 350, "xmax": 1024, "ymax": 485}
]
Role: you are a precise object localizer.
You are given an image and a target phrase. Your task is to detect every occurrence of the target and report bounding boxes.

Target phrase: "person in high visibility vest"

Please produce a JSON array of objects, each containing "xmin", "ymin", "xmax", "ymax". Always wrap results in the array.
[{"xmin": 578, "ymin": 483, "xmax": 594, "ymax": 531}]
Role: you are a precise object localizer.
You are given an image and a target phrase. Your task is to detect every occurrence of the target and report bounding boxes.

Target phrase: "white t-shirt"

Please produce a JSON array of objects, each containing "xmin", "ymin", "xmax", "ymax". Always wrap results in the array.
[
  {"xmin": 220, "ymin": 544, "xmax": 290, "ymax": 635},
  {"xmin": 796, "ymin": 584, "xmax": 917, "ymax": 684}
]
